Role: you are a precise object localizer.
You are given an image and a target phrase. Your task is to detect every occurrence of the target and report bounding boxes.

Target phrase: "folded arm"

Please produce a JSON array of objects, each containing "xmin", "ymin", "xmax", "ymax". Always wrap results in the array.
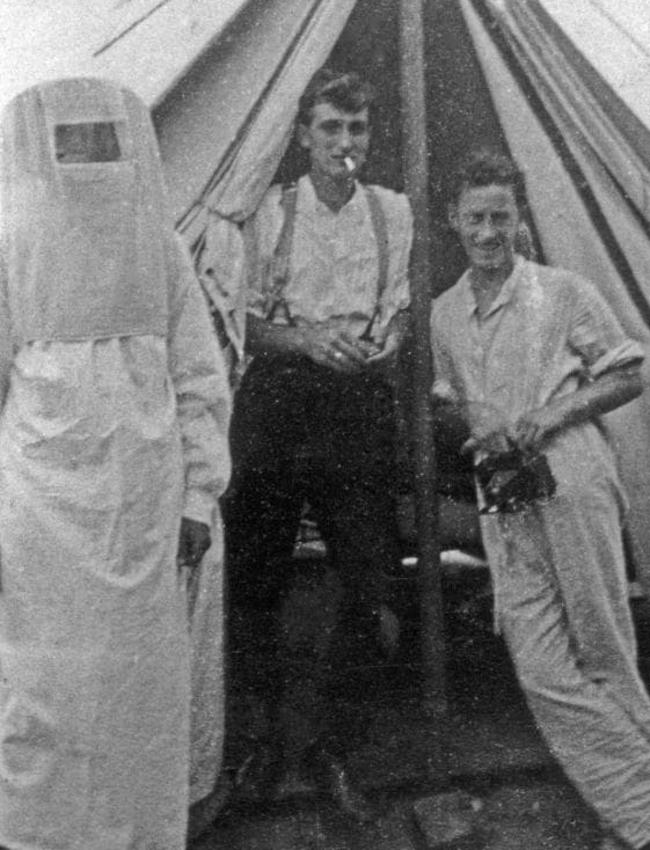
[
  {"xmin": 514, "ymin": 361, "xmax": 643, "ymax": 452},
  {"xmin": 246, "ymin": 313, "xmax": 375, "ymax": 373}
]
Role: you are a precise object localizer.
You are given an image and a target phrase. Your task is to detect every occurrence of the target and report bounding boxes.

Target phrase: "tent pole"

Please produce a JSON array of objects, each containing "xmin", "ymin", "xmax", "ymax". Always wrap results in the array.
[{"xmin": 398, "ymin": 0, "xmax": 447, "ymax": 716}]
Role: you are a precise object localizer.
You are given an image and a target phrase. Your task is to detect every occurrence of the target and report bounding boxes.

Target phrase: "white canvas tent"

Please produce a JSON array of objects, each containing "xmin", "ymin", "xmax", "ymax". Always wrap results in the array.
[{"xmin": 5, "ymin": 0, "xmax": 650, "ymax": 695}]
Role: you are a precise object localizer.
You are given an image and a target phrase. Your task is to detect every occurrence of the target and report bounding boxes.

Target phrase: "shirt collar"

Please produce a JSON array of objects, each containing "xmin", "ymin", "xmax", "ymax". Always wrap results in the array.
[
  {"xmin": 298, "ymin": 174, "xmax": 364, "ymax": 219},
  {"xmin": 462, "ymin": 254, "xmax": 526, "ymax": 318}
]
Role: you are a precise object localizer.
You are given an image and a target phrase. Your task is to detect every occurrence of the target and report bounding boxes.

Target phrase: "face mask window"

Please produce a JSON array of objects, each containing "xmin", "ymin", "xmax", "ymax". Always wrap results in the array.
[{"xmin": 55, "ymin": 122, "xmax": 122, "ymax": 163}]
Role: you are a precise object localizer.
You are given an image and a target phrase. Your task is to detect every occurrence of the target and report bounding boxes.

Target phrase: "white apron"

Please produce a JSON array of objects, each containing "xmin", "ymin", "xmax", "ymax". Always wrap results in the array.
[{"xmin": 0, "ymin": 337, "xmax": 191, "ymax": 849}]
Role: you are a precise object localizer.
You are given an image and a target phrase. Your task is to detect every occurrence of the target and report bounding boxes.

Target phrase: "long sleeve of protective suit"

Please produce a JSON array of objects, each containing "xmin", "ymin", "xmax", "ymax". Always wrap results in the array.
[
  {"xmin": 166, "ymin": 235, "xmax": 234, "ymax": 808},
  {"xmin": 167, "ymin": 236, "xmax": 232, "ymax": 527}
]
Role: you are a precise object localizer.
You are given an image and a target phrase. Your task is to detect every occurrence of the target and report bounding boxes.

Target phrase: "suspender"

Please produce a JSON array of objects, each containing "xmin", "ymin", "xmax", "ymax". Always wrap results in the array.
[
  {"xmin": 265, "ymin": 184, "xmax": 299, "ymax": 324},
  {"xmin": 264, "ymin": 182, "xmax": 389, "ymax": 331},
  {"xmin": 362, "ymin": 186, "xmax": 389, "ymax": 340}
]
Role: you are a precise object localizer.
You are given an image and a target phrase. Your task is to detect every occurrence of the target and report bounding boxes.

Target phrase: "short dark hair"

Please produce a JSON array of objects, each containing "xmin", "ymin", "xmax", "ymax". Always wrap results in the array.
[
  {"xmin": 297, "ymin": 68, "xmax": 374, "ymax": 127},
  {"xmin": 448, "ymin": 149, "xmax": 527, "ymax": 210}
]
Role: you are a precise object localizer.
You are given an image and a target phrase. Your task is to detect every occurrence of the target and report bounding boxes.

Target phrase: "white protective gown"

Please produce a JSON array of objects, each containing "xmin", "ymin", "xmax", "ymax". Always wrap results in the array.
[
  {"xmin": 0, "ymin": 78, "xmax": 230, "ymax": 849},
  {"xmin": 187, "ymin": 514, "xmax": 229, "ymax": 808}
]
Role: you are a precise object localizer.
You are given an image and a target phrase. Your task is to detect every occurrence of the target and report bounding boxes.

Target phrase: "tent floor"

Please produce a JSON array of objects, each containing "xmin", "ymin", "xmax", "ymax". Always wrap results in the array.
[
  {"xmin": 193, "ymin": 561, "xmax": 650, "ymax": 849},
  {"xmin": 193, "ymin": 771, "xmax": 600, "ymax": 850}
]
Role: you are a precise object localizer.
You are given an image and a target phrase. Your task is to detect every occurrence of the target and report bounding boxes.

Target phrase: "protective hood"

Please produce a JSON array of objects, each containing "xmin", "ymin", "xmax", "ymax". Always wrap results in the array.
[{"xmin": 1, "ymin": 77, "xmax": 174, "ymax": 344}]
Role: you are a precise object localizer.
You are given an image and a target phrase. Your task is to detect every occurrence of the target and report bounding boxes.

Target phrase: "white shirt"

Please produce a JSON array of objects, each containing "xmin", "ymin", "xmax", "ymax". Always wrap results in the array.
[
  {"xmin": 430, "ymin": 256, "xmax": 644, "ymax": 491},
  {"xmin": 245, "ymin": 174, "xmax": 412, "ymax": 343}
]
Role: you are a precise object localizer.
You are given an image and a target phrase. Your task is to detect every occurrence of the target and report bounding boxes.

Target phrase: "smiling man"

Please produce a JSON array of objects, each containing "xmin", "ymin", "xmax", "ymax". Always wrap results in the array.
[
  {"xmin": 431, "ymin": 149, "xmax": 650, "ymax": 850},
  {"xmin": 224, "ymin": 68, "xmax": 413, "ymax": 822}
]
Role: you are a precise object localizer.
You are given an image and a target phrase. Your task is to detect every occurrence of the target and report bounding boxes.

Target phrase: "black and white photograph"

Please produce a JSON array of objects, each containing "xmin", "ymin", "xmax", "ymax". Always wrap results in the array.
[{"xmin": 3, "ymin": 2, "xmax": 650, "ymax": 849}]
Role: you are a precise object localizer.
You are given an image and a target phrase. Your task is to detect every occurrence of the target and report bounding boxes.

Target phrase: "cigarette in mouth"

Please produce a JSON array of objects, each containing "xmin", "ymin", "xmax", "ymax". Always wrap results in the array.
[{"xmin": 343, "ymin": 156, "xmax": 355, "ymax": 173}]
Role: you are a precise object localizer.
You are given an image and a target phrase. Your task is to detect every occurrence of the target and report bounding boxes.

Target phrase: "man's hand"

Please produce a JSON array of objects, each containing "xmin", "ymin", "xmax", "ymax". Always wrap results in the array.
[
  {"xmin": 365, "ymin": 309, "xmax": 409, "ymax": 371},
  {"xmin": 177, "ymin": 518, "xmax": 211, "ymax": 568},
  {"xmin": 462, "ymin": 402, "xmax": 514, "ymax": 456},
  {"xmin": 246, "ymin": 314, "xmax": 394, "ymax": 374},
  {"xmin": 364, "ymin": 330, "xmax": 400, "ymax": 368},
  {"xmin": 301, "ymin": 325, "xmax": 371, "ymax": 373},
  {"xmin": 513, "ymin": 406, "xmax": 563, "ymax": 453}
]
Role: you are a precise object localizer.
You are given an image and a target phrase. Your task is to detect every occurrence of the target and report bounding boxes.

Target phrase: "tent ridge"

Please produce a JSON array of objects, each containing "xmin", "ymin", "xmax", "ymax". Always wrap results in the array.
[{"xmin": 94, "ymin": 0, "xmax": 173, "ymax": 57}]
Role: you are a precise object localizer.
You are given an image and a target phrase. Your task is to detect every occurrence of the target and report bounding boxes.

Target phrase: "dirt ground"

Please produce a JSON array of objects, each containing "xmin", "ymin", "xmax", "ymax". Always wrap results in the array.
[
  {"xmin": 195, "ymin": 774, "xmax": 598, "ymax": 849},
  {"xmin": 191, "ymin": 561, "xmax": 650, "ymax": 849}
]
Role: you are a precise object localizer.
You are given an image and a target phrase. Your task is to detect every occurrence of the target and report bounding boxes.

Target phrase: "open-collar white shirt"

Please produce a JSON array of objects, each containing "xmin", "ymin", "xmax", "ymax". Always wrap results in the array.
[{"xmin": 245, "ymin": 174, "xmax": 412, "ymax": 343}]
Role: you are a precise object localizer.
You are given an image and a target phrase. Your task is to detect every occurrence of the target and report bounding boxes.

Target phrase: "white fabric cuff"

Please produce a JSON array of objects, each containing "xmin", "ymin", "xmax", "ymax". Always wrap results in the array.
[
  {"xmin": 590, "ymin": 339, "xmax": 645, "ymax": 378},
  {"xmin": 183, "ymin": 490, "xmax": 215, "ymax": 527},
  {"xmin": 431, "ymin": 378, "xmax": 458, "ymax": 404}
]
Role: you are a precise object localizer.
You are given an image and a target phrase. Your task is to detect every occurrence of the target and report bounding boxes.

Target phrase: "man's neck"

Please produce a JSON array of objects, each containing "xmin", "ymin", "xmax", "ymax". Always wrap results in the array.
[
  {"xmin": 308, "ymin": 170, "xmax": 355, "ymax": 213},
  {"xmin": 469, "ymin": 263, "xmax": 513, "ymax": 316}
]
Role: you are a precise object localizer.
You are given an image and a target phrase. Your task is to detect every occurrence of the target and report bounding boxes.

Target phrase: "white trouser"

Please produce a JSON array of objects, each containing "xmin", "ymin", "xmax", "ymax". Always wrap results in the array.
[{"xmin": 485, "ymin": 492, "xmax": 650, "ymax": 849}]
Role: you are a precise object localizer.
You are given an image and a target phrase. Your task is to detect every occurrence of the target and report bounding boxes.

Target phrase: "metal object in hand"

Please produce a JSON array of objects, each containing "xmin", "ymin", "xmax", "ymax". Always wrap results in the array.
[{"xmin": 476, "ymin": 448, "xmax": 556, "ymax": 514}]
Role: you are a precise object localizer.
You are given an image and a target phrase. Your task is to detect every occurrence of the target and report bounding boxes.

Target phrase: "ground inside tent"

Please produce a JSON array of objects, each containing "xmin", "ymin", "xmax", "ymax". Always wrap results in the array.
[{"xmin": 188, "ymin": 545, "xmax": 650, "ymax": 850}]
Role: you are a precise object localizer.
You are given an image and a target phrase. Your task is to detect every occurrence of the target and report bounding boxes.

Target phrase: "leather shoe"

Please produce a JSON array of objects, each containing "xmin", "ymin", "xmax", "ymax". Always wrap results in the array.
[{"xmin": 313, "ymin": 753, "xmax": 378, "ymax": 824}]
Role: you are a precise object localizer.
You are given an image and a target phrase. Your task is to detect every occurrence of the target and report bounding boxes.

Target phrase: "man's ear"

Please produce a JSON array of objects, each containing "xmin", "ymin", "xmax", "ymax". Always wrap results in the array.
[{"xmin": 297, "ymin": 123, "xmax": 311, "ymax": 151}]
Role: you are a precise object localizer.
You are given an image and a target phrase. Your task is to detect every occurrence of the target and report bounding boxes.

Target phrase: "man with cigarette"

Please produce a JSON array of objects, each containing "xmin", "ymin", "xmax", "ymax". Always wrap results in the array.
[{"xmin": 225, "ymin": 68, "xmax": 413, "ymax": 821}]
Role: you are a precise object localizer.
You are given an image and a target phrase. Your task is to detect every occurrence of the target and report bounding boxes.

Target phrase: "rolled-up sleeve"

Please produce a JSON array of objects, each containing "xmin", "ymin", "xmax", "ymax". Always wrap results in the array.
[{"xmin": 568, "ymin": 277, "xmax": 646, "ymax": 378}]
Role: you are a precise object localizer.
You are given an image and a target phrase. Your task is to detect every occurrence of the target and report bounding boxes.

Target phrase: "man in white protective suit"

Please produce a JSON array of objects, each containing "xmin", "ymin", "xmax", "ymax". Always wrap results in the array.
[{"xmin": 0, "ymin": 77, "xmax": 231, "ymax": 849}]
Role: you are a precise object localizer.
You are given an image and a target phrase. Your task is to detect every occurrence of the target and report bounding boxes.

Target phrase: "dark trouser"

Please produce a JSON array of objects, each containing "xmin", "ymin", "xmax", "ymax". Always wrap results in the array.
[{"xmin": 224, "ymin": 355, "xmax": 400, "ymax": 762}]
